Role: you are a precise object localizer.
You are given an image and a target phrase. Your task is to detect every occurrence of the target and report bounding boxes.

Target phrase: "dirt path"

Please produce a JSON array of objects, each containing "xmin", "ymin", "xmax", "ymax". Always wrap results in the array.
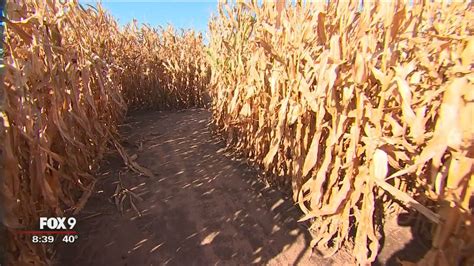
[
  {"xmin": 57, "ymin": 109, "xmax": 332, "ymax": 265},
  {"xmin": 57, "ymin": 109, "xmax": 423, "ymax": 266}
]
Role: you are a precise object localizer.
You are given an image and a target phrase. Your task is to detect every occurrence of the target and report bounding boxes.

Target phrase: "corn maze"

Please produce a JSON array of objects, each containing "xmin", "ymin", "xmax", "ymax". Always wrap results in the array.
[{"xmin": 1, "ymin": 0, "xmax": 473, "ymax": 265}]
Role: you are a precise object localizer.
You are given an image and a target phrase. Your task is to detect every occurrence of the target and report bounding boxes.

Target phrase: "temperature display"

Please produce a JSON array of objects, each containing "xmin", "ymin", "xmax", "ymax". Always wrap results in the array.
[{"xmin": 62, "ymin": 235, "xmax": 79, "ymax": 243}]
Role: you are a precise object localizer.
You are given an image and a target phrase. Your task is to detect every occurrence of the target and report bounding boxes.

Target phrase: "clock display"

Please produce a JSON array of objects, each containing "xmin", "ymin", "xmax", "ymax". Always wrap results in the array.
[{"xmin": 31, "ymin": 235, "xmax": 55, "ymax": 243}]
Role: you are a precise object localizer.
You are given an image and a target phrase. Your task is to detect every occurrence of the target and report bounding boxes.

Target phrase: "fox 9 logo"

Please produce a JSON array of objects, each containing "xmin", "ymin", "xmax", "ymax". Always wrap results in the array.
[{"xmin": 39, "ymin": 217, "xmax": 76, "ymax": 230}]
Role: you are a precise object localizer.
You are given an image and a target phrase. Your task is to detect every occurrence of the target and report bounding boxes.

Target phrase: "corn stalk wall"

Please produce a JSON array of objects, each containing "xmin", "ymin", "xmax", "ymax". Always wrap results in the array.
[
  {"xmin": 207, "ymin": 1, "xmax": 473, "ymax": 264},
  {"xmin": 0, "ymin": 0, "xmax": 209, "ymax": 264}
]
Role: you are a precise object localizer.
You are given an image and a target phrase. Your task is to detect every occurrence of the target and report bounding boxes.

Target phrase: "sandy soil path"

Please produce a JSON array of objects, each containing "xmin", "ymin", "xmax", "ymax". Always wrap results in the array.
[
  {"xmin": 57, "ymin": 109, "xmax": 423, "ymax": 266},
  {"xmin": 57, "ymin": 109, "xmax": 330, "ymax": 265}
]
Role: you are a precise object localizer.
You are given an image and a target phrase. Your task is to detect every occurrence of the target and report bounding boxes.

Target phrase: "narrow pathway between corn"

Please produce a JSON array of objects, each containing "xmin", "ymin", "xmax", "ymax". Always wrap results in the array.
[
  {"xmin": 57, "ymin": 109, "xmax": 423, "ymax": 265},
  {"xmin": 58, "ymin": 109, "xmax": 342, "ymax": 265}
]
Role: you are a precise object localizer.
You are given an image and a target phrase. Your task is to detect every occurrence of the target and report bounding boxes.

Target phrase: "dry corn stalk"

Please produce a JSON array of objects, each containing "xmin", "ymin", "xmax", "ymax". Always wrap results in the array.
[
  {"xmin": 117, "ymin": 22, "xmax": 210, "ymax": 111},
  {"xmin": 0, "ymin": 0, "xmax": 209, "ymax": 264},
  {"xmin": 208, "ymin": 1, "xmax": 473, "ymax": 264},
  {"xmin": 2, "ymin": 1, "xmax": 125, "ymax": 263}
]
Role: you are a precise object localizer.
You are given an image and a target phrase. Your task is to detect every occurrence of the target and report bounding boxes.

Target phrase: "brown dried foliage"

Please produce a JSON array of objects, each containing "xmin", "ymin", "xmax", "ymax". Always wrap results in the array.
[
  {"xmin": 118, "ymin": 24, "xmax": 210, "ymax": 110},
  {"xmin": 208, "ymin": 1, "xmax": 473, "ymax": 264},
  {"xmin": 1, "ymin": 0, "xmax": 209, "ymax": 264}
]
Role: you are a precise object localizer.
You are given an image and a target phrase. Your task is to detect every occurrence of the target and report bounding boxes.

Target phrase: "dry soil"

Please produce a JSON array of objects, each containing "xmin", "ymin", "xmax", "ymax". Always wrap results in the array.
[{"xmin": 57, "ymin": 109, "xmax": 426, "ymax": 266}]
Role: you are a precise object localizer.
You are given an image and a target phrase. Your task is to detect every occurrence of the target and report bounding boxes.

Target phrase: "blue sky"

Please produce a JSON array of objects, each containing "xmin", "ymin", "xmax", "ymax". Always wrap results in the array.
[{"xmin": 79, "ymin": 1, "xmax": 218, "ymax": 34}]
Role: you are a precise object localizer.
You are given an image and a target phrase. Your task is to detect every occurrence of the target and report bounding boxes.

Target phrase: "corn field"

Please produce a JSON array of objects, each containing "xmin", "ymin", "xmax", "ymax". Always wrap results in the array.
[
  {"xmin": 118, "ymin": 24, "xmax": 210, "ymax": 110},
  {"xmin": 208, "ymin": 1, "xmax": 473, "ymax": 265},
  {"xmin": 0, "ymin": 0, "xmax": 473, "ymax": 265},
  {"xmin": 1, "ymin": 0, "xmax": 209, "ymax": 264}
]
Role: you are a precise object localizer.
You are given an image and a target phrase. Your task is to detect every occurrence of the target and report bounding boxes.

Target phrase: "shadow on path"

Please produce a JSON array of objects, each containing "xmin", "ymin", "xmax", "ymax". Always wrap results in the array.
[{"xmin": 57, "ymin": 109, "xmax": 337, "ymax": 265}]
